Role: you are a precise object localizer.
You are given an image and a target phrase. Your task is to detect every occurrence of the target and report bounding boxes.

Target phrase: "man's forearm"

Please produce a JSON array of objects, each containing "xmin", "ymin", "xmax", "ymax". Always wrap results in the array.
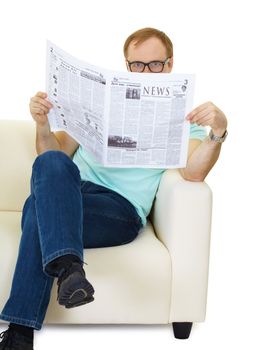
[
  {"xmin": 36, "ymin": 123, "xmax": 61, "ymax": 155},
  {"xmin": 183, "ymin": 101, "xmax": 228, "ymax": 181},
  {"xmin": 181, "ymin": 136, "xmax": 222, "ymax": 182}
]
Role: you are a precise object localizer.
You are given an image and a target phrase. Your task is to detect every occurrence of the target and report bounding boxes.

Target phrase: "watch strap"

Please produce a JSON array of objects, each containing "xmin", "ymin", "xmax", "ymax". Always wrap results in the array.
[{"xmin": 209, "ymin": 129, "xmax": 228, "ymax": 143}]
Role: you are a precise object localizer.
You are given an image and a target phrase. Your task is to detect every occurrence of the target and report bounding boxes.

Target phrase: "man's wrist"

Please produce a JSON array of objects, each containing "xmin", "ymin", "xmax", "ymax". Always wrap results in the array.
[
  {"xmin": 36, "ymin": 122, "xmax": 51, "ymax": 138},
  {"xmin": 209, "ymin": 128, "xmax": 228, "ymax": 143}
]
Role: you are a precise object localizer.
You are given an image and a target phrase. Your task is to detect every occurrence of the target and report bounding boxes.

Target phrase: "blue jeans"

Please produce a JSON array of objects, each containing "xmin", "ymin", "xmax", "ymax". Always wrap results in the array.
[{"xmin": 0, "ymin": 151, "xmax": 142, "ymax": 330}]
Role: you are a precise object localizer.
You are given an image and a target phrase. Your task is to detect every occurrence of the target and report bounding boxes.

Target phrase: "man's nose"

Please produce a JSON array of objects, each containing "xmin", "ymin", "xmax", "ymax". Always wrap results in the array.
[{"xmin": 144, "ymin": 65, "xmax": 151, "ymax": 73}]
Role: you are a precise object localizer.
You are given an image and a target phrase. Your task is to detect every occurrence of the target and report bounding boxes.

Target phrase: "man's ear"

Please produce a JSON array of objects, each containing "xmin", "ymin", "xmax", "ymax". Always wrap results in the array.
[
  {"xmin": 168, "ymin": 56, "xmax": 174, "ymax": 71},
  {"xmin": 125, "ymin": 60, "xmax": 130, "ymax": 71}
]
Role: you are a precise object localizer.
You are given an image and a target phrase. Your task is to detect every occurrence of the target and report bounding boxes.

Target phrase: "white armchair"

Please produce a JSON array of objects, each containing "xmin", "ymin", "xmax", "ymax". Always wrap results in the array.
[{"xmin": 0, "ymin": 120, "xmax": 212, "ymax": 339}]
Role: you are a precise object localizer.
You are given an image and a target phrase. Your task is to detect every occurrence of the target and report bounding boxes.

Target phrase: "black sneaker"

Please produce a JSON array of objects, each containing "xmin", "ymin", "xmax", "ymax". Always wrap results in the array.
[
  {"xmin": 0, "ymin": 328, "xmax": 33, "ymax": 350},
  {"xmin": 57, "ymin": 262, "xmax": 95, "ymax": 308}
]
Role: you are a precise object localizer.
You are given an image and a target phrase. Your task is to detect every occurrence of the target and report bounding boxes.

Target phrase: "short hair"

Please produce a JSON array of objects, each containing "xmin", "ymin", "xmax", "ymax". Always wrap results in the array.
[{"xmin": 123, "ymin": 27, "xmax": 173, "ymax": 59}]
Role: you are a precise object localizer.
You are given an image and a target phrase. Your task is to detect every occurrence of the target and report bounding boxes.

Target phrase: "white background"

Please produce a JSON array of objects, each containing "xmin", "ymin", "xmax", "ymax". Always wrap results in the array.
[{"xmin": 0, "ymin": 0, "xmax": 263, "ymax": 349}]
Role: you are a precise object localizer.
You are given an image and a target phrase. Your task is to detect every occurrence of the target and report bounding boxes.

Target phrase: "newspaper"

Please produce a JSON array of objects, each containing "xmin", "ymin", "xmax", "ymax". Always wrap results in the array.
[{"xmin": 46, "ymin": 41, "xmax": 195, "ymax": 168}]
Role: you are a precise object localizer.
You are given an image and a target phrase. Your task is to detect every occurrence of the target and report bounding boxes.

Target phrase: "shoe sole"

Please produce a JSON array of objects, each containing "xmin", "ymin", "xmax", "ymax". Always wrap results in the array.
[
  {"xmin": 65, "ymin": 290, "xmax": 95, "ymax": 309},
  {"xmin": 58, "ymin": 273, "xmax": 95, "ymax": 308}
]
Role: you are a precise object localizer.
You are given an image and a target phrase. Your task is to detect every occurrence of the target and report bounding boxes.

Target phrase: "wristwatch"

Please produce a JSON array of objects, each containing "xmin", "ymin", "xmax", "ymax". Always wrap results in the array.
[{"xmin": 209, "ymin": 129, "xmax": 228, "ymax": 143}]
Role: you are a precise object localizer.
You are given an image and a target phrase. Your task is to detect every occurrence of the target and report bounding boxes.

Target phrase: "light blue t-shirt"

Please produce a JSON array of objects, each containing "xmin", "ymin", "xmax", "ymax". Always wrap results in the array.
[{"xmin": 73, "ymin": 123, "xmax": 207, "ymax": 227}]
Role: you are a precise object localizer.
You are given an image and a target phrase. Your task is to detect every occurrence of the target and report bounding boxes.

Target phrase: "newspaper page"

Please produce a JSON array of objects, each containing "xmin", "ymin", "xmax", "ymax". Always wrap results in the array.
[{"xmin": 46, "ymin": 41, "xmax": 195, "ymax": 168}]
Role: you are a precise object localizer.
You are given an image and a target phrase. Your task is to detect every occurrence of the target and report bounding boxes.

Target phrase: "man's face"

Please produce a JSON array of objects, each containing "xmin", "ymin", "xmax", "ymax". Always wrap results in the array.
[{"xmin": 126, "ymin": 37, "xmax": 173, "ymax": 73}]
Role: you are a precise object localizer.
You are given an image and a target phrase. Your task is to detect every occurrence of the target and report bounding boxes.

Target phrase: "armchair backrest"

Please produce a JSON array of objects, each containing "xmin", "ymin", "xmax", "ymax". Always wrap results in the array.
[{"xmin": 0, "ymin": 120, "xmax": 36, "ymax": 211}]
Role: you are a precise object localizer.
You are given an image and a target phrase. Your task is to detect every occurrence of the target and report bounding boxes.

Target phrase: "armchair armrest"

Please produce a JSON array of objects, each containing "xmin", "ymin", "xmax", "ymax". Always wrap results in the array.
[{"xmin": 150, "ymin": 169, "xmax": 212, "ymax": 322}]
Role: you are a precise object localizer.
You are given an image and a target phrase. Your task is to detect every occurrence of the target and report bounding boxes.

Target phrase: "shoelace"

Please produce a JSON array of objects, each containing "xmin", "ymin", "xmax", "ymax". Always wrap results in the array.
[
  {"xmin": 0, "ymin": 328, "xmax": 32, "ymax": 349},
  {"xmin": 0, "ymin": 329, "xmax": 12, "ymax": 347},
  {"xmin": 56, "ymin": 260, "xmax": 88, "ymax": 296},
  {"xmin": 0, "ymin": 329, "xmax": 8, "ymax": 341}
]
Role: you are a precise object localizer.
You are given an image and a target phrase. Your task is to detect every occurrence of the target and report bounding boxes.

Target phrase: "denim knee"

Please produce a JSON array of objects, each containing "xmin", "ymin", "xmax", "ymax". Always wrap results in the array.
[
  {"xmin": 32, "ymin": 150, "xmax": 80, "ymax": 180},
  {"xmin": 21, "ymin": 195, "xmax": 37, "ymax": 231}
]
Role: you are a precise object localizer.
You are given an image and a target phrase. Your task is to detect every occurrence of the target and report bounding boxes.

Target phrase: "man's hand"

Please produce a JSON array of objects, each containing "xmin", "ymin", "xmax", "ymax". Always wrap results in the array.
[
  {"xmin": 179, "ymin": 101, "xmax": 228, "ymax": 181},
  {"xmin": 29, "ymin": 91, "xmax": 53, "ymax": 127},
  {"xmin": 30, "ymin": 90, "xmax": 79, "ymax": 157},
  {"xmin": 186, "ymin": 101, "xmax": 228, "ymax": 136}
]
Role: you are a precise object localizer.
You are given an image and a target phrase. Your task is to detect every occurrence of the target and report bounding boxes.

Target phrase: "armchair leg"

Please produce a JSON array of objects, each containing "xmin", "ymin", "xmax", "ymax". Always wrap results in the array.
[{"xmin": 172, "ymin": 322, "xmax": 192, "ymax": 339}]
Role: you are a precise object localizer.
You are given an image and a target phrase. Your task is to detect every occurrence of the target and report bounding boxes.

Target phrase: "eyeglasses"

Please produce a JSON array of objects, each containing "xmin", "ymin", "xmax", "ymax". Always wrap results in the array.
[{"xmin": 127, "ymin": 58, "xmax": 170, "ymax": 73}]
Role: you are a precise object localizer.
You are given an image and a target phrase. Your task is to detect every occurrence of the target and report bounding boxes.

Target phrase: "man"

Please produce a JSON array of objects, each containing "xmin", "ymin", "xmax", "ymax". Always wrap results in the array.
[{"xmin": 0, "ymin": 27, "xmax": 227, "ymax": 349}]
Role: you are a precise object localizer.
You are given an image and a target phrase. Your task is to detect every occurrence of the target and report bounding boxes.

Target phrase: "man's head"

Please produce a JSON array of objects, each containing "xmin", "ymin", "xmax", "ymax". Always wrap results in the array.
[{"xmin": 123, "ymin": 27, "xmax": 173, "ymax": 73}]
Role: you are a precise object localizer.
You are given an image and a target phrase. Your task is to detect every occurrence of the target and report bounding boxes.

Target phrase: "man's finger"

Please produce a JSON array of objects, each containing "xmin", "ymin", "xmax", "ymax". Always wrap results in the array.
[
  {"xmin": 31, "ymin": 96, "xmax": 53, "ymax": 109},
  {"xmin": 31, "ymin": 107, "xmax": 47, "ymax": 115},
  {"xmin": 186, "ymin": 102, "xmax": 212, "ymax": 119},
  {"xmin": 191, "ymin": 109, "xmax": 210, "ymax": 123},
  {"xmin": 36, "ymin": 91, "xmax": 47, "ymax": 98},
  {"xmin": 195, "ymin": 115, "xmax": 211, "ymax": 126}
]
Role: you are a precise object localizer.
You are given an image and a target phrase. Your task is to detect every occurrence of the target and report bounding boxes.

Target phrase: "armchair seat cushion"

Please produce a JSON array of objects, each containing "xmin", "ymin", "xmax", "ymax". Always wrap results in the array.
[{"xmin": 0, "ymin": 212, "xmax": 171, "ymax": 325}]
